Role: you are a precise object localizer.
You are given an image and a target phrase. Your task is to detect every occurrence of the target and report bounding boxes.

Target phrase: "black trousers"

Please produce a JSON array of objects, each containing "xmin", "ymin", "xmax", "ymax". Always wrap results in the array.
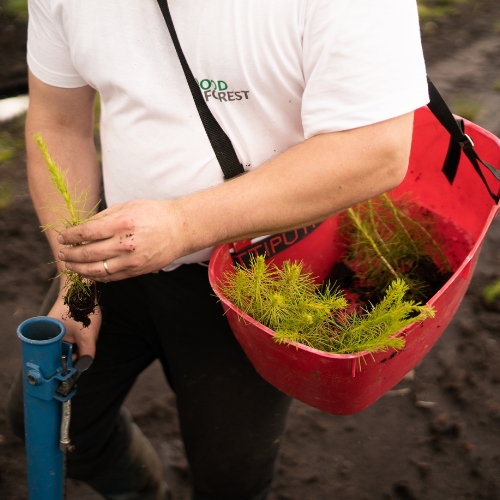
[{"xmin": 9, "ymin": 264, "xmax": 291, "ymax": 499}]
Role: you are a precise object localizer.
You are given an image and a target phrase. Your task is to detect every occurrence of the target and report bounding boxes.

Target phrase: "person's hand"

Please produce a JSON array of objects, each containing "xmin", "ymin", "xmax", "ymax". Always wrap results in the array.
[
  {"xmin": 56, "ymin": 199, "xmax": 185, "ymax": 282},
  {"xmin": 48, "ymin": 291, "xmax": 101, "ymax": 359}
]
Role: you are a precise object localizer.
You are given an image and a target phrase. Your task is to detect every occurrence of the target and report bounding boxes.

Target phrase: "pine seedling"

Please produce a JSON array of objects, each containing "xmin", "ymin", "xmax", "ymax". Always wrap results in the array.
[
  {"xmin": 222, "ymin": 255, "xmax": 347, "ymax": 339},
  {"xmin": 220, "ymin": 256, "xmax": 434, "ymax": 355},
  {"xmin": 35, "ymin": 134, "xmax": 99, "ymax": 327},
  {"xmin": 328, "ymin": 279, "xmax": 435, "ymax": 354},
  {"xmin": 341, "ymin": 194, "xmax": 452, "ymax": 305}
]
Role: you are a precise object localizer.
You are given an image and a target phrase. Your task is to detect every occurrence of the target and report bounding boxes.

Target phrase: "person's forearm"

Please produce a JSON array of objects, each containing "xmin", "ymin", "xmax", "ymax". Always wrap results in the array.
[
  {"xmin": 26, "ymin": 129, "xmax": 101, "ymax": 276},
  {"xmin": 25, "ymin": 74, "xmax": 101, "ymax": 277},
  {"xmin": 55, "ymin": 112, "xmax": 415, "ymax": 282},
  {"xmin": 171, "ymin": 112, "xmax": 414, "ymax": 257}
]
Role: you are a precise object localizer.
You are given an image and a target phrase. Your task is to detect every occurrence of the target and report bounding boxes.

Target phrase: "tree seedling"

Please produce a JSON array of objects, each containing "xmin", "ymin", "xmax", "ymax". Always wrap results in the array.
[
  {"xmin": 35, "ymin": 134, "xmax": 99, "ymax": 327},
  {"xmin": 330, "ymin": 193, "xmax": 453, "ymax": 306},
  {"xmin": 221, "ymin": 255, "xmax": 435, "ymax": 355}
]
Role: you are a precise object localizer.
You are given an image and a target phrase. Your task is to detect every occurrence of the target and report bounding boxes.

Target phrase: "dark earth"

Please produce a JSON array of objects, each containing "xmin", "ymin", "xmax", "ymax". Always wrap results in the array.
[
  {"xmin": 64, "ymin": 280, "xmax": 98, "ymax": 329},
  {"xmin": 1, "ymin": 1, "xmax": 500, "ymax": 499}
]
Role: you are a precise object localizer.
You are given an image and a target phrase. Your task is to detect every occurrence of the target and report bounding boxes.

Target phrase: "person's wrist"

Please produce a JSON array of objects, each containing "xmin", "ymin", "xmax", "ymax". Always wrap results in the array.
[{"xmin": 163, "ymin": 198, "xmax": 192, "ymax": 262}]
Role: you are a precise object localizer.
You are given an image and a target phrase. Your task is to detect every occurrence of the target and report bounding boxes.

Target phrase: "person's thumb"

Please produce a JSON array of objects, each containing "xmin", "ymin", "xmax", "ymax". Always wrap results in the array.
[
  {"xmin": 68, "ymin": 311, "xmax": 101, "ymax": 359},
  {"xmin": 48, "ymin": 298, "xmax": 101, "ymax": 360}
]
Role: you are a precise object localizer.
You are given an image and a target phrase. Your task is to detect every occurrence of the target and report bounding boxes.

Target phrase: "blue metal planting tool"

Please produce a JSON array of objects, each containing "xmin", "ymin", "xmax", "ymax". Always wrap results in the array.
[{"xmin": 17, "ymin": 316, "xmax": 92, "ymax": 500}]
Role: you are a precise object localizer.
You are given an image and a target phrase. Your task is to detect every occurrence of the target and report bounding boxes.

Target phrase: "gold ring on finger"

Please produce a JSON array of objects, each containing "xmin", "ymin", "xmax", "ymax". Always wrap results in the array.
[{"xmin": 103, "ymin": 259, "xmax": 112, "ymax": 276}]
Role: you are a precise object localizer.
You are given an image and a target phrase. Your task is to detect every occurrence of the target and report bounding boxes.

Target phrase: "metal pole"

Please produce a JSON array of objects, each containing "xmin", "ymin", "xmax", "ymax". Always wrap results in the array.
[{"xmin": 17, "ymin": 316, "xmax": 66, "ymax": 500}]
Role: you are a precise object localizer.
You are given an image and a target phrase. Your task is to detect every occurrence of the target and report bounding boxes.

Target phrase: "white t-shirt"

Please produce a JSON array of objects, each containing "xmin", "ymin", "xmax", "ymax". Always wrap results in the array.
[{"xmin": 27, "ymin": 0, "xmax": 429, "ymax": 268}]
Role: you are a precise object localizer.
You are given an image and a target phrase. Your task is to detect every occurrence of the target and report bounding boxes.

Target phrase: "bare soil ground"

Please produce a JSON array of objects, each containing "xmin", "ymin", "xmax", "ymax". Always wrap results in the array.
[{"xmin": 1, "ymin": 2, "xmax": 500, "ymax": 499}]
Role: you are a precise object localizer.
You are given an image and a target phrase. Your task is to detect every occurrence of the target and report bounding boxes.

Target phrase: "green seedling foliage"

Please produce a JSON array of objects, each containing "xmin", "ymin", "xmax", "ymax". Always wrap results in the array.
[
  {"xmin": 35, "ymin": 134, "xmax": 99, "ymax": 327},
  {"xmin": 36, "ymin": 134, "xmax": 78, "ymax": 225},
  {"xmin": 342, "ymin": 194, "xmax": 452, "ymax": 304},
  {"xmin": 35, "ymin": 134, "xmax": 99, "ymax": 230},
  {"xmin": 220, "ymin": 255, "xmax": 434, "ymax": 355},
  {"xmin": 222, "ymin": 256, "xmax": 346, "ymax": 334},
  {"xmin": 328, "ymin": 279, "xmax": 435, "ymax": 354}
]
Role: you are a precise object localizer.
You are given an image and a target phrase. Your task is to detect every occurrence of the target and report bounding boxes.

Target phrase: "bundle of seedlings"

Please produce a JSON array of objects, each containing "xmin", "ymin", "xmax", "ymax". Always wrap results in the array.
[
  {"xmin": 35, "ymin": 134, "xmax": 99, "ymax": 327},
  {"xmin": 220, "ymin": 255, "xmax": 435, "ymax": 354},
  {"xmin": 328, "ymin": 193, "xmax": 454, "ymax": 307}
]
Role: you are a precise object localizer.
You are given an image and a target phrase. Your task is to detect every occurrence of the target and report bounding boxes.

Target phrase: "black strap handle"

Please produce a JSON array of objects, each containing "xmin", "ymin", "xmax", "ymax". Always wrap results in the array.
[
  {"xmin": 156, "ymin": 0, "xmax": 245, "ymax": 180},
  {"xmin": 427, "ymin": 77, "xmax": 500, "ymax": 204}
]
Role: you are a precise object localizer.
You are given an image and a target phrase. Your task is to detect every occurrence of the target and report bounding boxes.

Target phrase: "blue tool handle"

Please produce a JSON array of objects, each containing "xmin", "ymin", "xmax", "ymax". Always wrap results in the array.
[{"xmin": 17, "ymin": 317, "xmax": 66, "ymax": 500}]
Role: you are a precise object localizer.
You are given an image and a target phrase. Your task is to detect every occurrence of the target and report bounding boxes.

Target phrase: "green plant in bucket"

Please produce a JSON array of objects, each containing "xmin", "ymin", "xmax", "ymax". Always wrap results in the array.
[
  {"xmin": 333, "ymin": 193, "xmax": 453, "ymax": 306},
  {"xmin": 327, "ymin": 278, "xmax": 434, "ymax": 354},
  {"xmin": 35, "ymin": 134, "xmax": 99, "ymax": 327},
  {"xmin": 221, "ymin": 256, "xmax": 435, "ymax": 355}
]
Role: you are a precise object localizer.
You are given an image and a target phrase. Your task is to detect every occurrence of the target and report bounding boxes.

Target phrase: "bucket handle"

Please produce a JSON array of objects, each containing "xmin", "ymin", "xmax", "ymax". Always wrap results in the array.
[{"xmin": 427, "ymin": 77, "xmax": 500, "ymax": 205}]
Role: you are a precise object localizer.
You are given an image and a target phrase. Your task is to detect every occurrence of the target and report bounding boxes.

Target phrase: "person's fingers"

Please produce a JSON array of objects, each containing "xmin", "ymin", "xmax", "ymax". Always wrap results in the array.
[
  {"xmin": 65, "ymin": 255, "xmax": 150, "ymax": 282},
  {"xmin": 58, "ymin": 238, "xmax": 119, "ymax": 264},
  {"xmin": 57, "ymin": 207, "xmax": 119, "ymax": 245},
  {"xmin": 48, "ymin": 301, "xmax": 101, "ymax": 359},
  {"xmin": 58, "ymin": 199, "xmax": 177, "ymax": 280},
  {"xmin": 58, "ymin": 220, "xmax": 111, "ymax": 245},
  {"xmin": 68, "ymin": 326, "xmax": 98, "ymax": 359},
  {"xmin": 65, "ymin": 257, "xmax": 120, "ymax": 280},
  {"xmin": 63, "ymin": 308, "xmax": 102, "ymax": 358}
]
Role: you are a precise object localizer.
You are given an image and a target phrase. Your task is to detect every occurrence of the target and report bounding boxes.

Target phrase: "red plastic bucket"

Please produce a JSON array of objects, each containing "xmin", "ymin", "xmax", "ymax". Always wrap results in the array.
[{"xmin": 208, "ymin": 106, "xmax": 500, "ymax": 415}]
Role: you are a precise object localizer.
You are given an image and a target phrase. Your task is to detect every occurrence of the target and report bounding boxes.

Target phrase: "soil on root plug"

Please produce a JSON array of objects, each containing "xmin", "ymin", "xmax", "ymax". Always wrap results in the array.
[{"xmin": 63, "ymin": 281, "xmax": 98, "ymax": 328}]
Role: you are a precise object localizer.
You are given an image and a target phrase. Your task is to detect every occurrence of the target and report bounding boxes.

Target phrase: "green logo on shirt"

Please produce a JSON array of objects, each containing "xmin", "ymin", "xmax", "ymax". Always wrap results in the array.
[
  {"xmin": 198, "ymin": 79, "xmax": 227, "ymax": 91},
  {"xmin": 195, "ymin": 78, "xmax": 250, "ymax": 103}
]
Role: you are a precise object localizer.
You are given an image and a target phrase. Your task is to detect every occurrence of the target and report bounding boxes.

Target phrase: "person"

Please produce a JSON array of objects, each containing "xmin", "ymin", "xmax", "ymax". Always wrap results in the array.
[{"xmin": 7, "ymin": 0, "xmax": 429, "ymax": 498}]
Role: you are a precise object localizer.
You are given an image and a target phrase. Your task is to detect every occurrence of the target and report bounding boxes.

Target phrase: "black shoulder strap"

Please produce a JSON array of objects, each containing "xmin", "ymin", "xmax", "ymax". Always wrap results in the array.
[{"xmin": 156, "ymin": 0, "xmax": 245, "ymax": 180}]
